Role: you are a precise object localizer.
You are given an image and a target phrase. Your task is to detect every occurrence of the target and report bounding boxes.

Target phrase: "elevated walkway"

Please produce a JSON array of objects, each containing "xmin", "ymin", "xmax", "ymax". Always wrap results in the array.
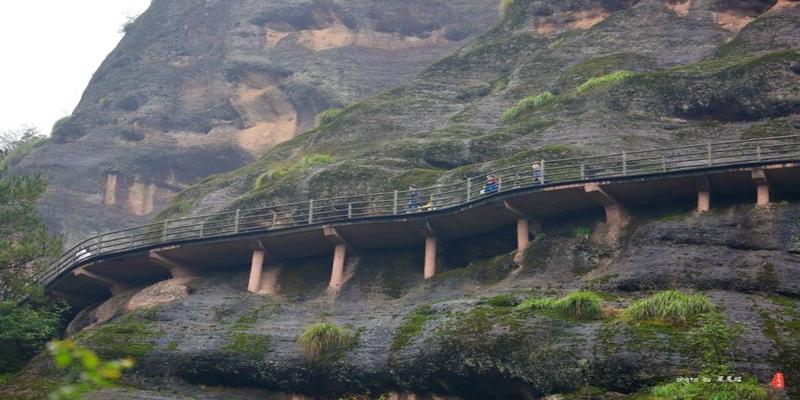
[{"xmin": 39, "ymin": 136, "xmax": 800, "ymax": 306}]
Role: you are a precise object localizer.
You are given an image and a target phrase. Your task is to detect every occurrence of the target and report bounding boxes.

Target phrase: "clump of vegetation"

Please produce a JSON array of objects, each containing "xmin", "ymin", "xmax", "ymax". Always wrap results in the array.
[
  {"xmin": 576, "ymin": 70, "xmax": 634, "ymax": 93},
  {"xmin": 572, "ymin": 226, "xmax": 591, "ymax": 238},
  {"xmin": 0, "ymin": 294, "xmax": 67, "ymax": 375},
  {"xmin": 50, "ymin": 115, "xmax": 82, "ymax": 143},
  {"xmin": 1, "ymin": 131, "xmax": 66, "ymax": 375},
  {"xmin": 643, "ymin": 378, "xmax": 768, "ymax": 400},
  {"xmin": 297, "ymin": 322, "xmax": 355, "ymax": 361},
  {"xmin": 391, "ymin": 305, "xmax": 433, "ymax": 352},
  {"xmin": 120, "ymin": 14, "xmax": 140, "ymax": 34},
  {"xmin": 224, "ymin": 333, "xmax": 270, "ymax": 356},
  {"xmin": 80, "ymin": 313, "xmax": 157, "ymax": 360},
  {"xmin": 502, "ymin": 92, "xmax": 557, "ymax": 122},
  {"xmin": 315, "ymin": 108, "xmax": 343, "ymax": 127},
  {"xmin": 0, "ymin": 127, "xmax": 48, "ymax": 170},
  {"xmin": 222, "ymin": 304, "xmax": 277, "ymax": 356},
  {"xmin": 47, "ymin": 340, "xmax": 134, "ymax": 400},
  {"xmin": 516, "ymin": 291, "xmax": 604, "ymax": 320},
  {"xmin": 635, "ymin": 305, "xmax": 757, "ymax": 399},
  {"xmin": 624, "ymin": 290, "xmax": 715, "ymax": 324},
  {"xmin": 486, "ymin": 293, "xmax": 518, "ymax": 307},
  {"xmin": 253, "ymin": 153, "xmax": 335, "ymax": 191}
]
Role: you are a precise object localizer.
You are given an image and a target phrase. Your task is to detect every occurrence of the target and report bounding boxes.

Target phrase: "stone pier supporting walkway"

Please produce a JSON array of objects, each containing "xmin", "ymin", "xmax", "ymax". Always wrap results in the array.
[{"xmin": 752, "ymin": 169, "xmax": 770, "ymax": 206}]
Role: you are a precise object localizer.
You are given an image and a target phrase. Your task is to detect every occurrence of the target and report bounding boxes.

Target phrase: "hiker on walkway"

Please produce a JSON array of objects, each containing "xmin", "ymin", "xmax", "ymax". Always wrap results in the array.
[
  {"xmin": 406, "ymin": 186, "xmax": 422, "ymax": 212},
  {"xmin": 481, "ymin": 174, "xmax": 499, "ymax": 194},
  {"xmin": 532, "ymin": 163, "xmax": 543, "ymax": 185}
]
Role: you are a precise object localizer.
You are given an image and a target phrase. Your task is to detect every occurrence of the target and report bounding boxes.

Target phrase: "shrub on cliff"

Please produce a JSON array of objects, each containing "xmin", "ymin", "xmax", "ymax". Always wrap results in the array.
[
  {"xmin": 624, "ymin": 290, "xmax": 715, "ymax": 324},
  {"xmin": 314, "ymin": 108, "xmax": 343, "ymax": 127},
  {"xmin": 297, "ymin": 322, "xmax": 354, "ymax": 361},
  {"xmin": 516, "ymin": 291, "xmax": 603, "ymax": 320},
  {"xmin": 577, "ymin": 70, "xmax": 634, "ymax": 93},
  {"xmin": 502, "ymin": 92, "xmax": 556, "ymax": 122}
]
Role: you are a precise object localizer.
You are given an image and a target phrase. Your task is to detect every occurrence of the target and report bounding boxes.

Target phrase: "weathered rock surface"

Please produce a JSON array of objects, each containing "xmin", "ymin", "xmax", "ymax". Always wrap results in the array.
[
  {"xmin": 11, "ymin": 0, "xmax": 501, "ymax": 245},
  {"xmin": 159, "ymin": 0, "xmax": 800, "ymax": 220},
  {"xmin": 4, "ymin": 203, "xmax": 794, "ymax": 399}
]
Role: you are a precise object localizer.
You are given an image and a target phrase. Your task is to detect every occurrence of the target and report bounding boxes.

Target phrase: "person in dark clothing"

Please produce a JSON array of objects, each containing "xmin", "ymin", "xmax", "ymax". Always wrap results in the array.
[{"xmin": 406, "ymin": 186, "xmax": 422, "ymax": 212}]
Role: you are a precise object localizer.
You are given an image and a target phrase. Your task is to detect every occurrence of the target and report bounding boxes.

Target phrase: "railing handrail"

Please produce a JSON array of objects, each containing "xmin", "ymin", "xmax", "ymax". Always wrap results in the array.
[{"xmin": 37, "ymin": 134, "xmax": 800, "ymax": 288}]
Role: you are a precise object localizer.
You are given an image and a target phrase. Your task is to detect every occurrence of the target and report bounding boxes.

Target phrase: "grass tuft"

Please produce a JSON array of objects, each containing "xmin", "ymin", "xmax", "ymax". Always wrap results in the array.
[
  {"xmin": 314, "ymin": 108, "xmax": 343, "ymax": 127},
  {"xmin": 516, "ymin": 291, "xmax": 603, "ymax": 320},
  {"xmin": 297, "ymin": 322, "xmax": 354, "ymax": 361},
  {"xmin": 502, "ymin": 92, "xmax": 557, "ymax": 122},
  {"xmin": 646, "ymin": 379, "xmax": 767, "ymax": 400},
  {"xmin": 576, "ymin": 70, "xmax": 634, "ymax": 93},
  {"xmin": 624, "ymin": 290, "xmax": 715, "ymax": 324},
  {"xmin": 254, "ymin": 153, "xmax": 335, "ymax": 191}
]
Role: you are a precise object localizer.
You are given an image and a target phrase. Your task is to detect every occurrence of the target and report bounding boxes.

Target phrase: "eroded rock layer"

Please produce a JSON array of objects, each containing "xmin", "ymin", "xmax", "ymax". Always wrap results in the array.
[{"xmin": 12, "ymin": 0, "xmax": 500, "ymax": 244}]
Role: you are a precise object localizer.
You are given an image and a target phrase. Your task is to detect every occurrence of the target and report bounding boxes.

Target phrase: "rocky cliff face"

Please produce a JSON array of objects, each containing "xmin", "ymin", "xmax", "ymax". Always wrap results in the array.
[
  {"xmin": 159, "ymin": 0, "xmax": 800, "ymax": 220},
  {"xmin": 4, "ymin": 204, "xmax": 798, "ymax": 399},
  {"xmin": 4, "ymin": 1, "xmax": 800, "ymax": 399},
  {"xmin": 12, "ymin": 0, "xmax": 500, "ymax": 244}
]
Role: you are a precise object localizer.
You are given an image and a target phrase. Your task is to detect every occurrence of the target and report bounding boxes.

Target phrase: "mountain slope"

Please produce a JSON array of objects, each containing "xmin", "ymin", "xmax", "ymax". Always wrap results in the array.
[
  {"xmin": 11, "ymin": 0, "xmax": 500, "ymax": 244},
  {"xmin": 159, "ymin": 0, "xmax": 800, "ymax": 220}
]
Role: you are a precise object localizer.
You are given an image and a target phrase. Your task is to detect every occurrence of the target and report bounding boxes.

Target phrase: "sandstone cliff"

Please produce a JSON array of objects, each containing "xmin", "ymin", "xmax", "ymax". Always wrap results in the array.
[
  {"xmin": 3, "ymin": 1, "xmax": 800, "ymax": 399},
  {"xmin": 159, "ymin": 0, "xmax": 800, "ymax": 220},
  {"xmin": 12, "ymin": 0, "xmax": 500, "ymax": 244},
  {"xmin": 4, "ymin": 204, "xmax": 798, "ymax": 399}
]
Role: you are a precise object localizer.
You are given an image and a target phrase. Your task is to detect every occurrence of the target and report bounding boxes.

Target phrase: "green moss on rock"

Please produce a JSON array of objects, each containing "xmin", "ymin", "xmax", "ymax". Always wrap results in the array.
[
  {"xmin": 81, "ymin": 313, "xmax": 158, "ymax": 360},
  {"xmin": 391, "ymin": 305, "xmax": 433, "ymax": 353},
  {"xmin": 223, "ymin": 333, "xmax": 270, "ymax": 356}
]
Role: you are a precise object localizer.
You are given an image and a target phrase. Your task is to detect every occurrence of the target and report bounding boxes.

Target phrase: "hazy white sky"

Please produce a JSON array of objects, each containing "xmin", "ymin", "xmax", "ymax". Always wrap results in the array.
[{"xmin": 0, "ymin": 1, "xmax": 151, "ymax": 136}]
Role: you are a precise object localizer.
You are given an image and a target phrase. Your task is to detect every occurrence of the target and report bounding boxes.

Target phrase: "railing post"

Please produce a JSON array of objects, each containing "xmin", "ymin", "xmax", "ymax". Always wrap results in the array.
[
  {"xmin": 466, "ymin": 178, "xmax": 472, "ymax": 202},
  {"xmin": 757, "ymin": 145, "xmax": 762, "ymax": 161},
  {"xmin": 96, "ymin": 235, "xmax": 103, "ymax": 253},
  {"xmin": 662, "ymin": 156, "xmax": 667, "ymax": 172},
  {"xmin": 498, "ymin": 177, "xmax": 503, "ymax": 192},
  {"xmin": 199, "ymin": 222, "xmax": 205, "ymax": 238},
  {"xmin": 308, "ymin": 200, "xmax": 314, "ymax": 224},
  {"xmin": 348, "ymin": 203, "xmax": 353, "ymax": 219},
  {"xmin": 580, "ymin": 164, "xmax": 585, "ymax": 180},
  {"xmin": 393, "ymin": 190, "xmax": 398, "ymax": 214},
  {"xmin": 234, "ymin": 209, "xmax": 241, "ymax": 233},
  {"xmin": 707, "ymin": 142, "xmax": 712, "ymax": 166},
  {"xmin": 272, "ymin": 210, "xmax": 277, "ymax": 227},
  {"xmin": 162, "ymin": 220, "xmax": 169, "ymax": 242},
  {"xmin": 540, "ymin": 159, "xmax": 546, "ymax": 183},
  {"xmin": 622, "ymin": 151, "xmax": 627, "ymax": 175}
]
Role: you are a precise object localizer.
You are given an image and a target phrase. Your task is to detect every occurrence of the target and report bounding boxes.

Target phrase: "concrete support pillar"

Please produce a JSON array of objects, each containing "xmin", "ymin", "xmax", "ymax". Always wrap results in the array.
[
  {"xmin": 584, "ymin": 183, "xmax": 628, "ymax": 227},
  {"xmin": 323, "ymin": 226, "xmax": 348, "ymax": 289},
  {"xmin": 424, "ymin": 236, "xmax": 437, "ymax": 279},
  {"xmin": 516, "ymin": 218, "xmax": 530, "ymax": 253},
  {"xmin": 73, "ymin": 267, "xmax": 127, "ymax": 295},
  {"xmin": 247, "ymin": 250, "xmax": 265, "ymax": 293},
  {"xmin": 697, "ymin": 191, "xmax": 711, "ymax": 212},
  {"xmin": 329, "ymin": 244, "xmax": 347, "ymax": 288},
  {"xmin": 502, "ymin": 201, "xmax": 541, "ymax": 264},
  {"xmin": 752, "ymin": 169, "xmax": 770, "ymax": 206},
  {"xmin": 696, "ymin": 177, "xmax": 710, "ymax": 213}
]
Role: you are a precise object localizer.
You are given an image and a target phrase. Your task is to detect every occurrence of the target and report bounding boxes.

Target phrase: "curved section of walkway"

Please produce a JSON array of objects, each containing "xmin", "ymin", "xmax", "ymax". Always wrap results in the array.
[{"xmin": 41, "ymin": 135, "xmax": 800, "ymax": 305}]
